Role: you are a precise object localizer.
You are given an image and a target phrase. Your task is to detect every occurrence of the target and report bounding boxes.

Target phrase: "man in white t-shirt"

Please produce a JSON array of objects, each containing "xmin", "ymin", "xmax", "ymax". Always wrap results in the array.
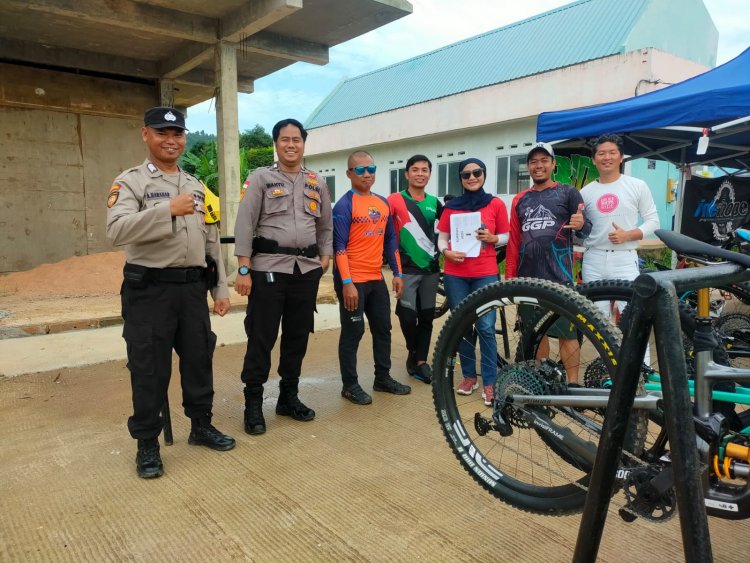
[{"xmin": 581, "ymin": 134, "xmax": 660, "ymax": 285}]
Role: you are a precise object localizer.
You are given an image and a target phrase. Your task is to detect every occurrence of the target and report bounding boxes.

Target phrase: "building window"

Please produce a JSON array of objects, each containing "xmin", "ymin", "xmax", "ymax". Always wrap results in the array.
[
  {"xmin": 437, "ymin": 162, "xmax": 463, "ymax": 197},
  {"xmin": 390, "ymin": 168, "xmax": 406, "ymax": 193},
  {"xmin": 496, "ymin": 155, "xmax": 529, "ymax": 195},
  {"xmin": 324, "ymin": 175, "xmax": 335, "ymax": 201}
]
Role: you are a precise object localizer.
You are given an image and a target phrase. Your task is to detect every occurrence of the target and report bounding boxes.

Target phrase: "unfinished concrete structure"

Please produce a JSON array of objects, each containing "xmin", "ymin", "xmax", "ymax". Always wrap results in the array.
[{"xmin": 0, "ymin": 0, "xmax": 412, "ymax": 273}]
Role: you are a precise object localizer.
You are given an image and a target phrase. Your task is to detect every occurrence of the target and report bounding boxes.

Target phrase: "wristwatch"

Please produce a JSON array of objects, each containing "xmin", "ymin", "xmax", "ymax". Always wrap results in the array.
[{"xmin": 238, "ymin": 265, "xmax": 250, "ymax": 276}]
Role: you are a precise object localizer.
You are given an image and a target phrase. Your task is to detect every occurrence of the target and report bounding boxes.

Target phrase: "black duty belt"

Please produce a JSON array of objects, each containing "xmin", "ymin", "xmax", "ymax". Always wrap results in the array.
[
  {"xmin": 252, "ymin": 237, "xmax": 318, "ymax": 258},
  {"xmin": 150, "ymin": 267, "xmax": 206, "ymax": 283}
]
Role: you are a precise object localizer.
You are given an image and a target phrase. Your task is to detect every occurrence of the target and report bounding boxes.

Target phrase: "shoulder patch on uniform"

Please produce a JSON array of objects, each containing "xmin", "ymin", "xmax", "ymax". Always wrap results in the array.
[{"xmin": 107, "ymin": 190, "xmax": 120, "ymax": 208}]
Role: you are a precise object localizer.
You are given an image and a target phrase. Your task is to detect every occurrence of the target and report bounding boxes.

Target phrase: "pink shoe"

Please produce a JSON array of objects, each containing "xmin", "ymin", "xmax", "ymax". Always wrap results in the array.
[
  {"xmin": 456, "ymin": 377, "xmax": 479, "ymax": 395},
  {"xmin": 482, "ymin": 384, "xmax": 495, "ymax": 406}
]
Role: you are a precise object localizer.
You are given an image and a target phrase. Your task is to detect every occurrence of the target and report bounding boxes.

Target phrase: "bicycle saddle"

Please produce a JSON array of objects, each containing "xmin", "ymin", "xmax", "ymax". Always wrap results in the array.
[{"xmin": 656, "ymin": 229, "xmax": 750, "ymax": 269}]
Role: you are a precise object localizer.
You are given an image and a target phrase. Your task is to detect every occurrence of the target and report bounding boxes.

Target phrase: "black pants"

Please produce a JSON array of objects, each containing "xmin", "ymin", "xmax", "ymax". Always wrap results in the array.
[
  {"xmin": 336, "ymin": 279, "xmax": 392, "ymax": 387},
  {"xmin": 240, "ymin": 266, "xmax": 323, "ymax": 389},
  {"xmin": 121, "ymin": 279, "xmax": 216, "ymax": 440},
  {"xmin": 396, "ymin": 272, "xmax": 439, "ymax": 363}
]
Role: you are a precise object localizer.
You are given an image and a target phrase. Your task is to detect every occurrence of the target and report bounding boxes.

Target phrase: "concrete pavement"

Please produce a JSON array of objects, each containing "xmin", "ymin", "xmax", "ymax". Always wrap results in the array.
[{"xmin": 0, "ymin": 304, "xmax": 341, "ymax": 378}]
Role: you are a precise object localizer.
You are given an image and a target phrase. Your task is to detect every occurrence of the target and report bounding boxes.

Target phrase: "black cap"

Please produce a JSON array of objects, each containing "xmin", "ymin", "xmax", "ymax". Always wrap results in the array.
[{"xmin": 144, "ymin": 106, "xmax": 187, "ymax": 130}]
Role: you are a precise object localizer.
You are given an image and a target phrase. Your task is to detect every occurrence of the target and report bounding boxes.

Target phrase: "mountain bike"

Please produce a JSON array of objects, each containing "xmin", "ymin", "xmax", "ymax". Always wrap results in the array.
[{"xmin": 431, "ymin": 229, "xmax": 750, "ymax": 562}]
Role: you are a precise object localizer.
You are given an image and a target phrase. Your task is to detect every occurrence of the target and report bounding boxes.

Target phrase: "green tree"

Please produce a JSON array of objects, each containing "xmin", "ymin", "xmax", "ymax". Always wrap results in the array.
[
  {"xmin": 185, "ymin": 130, "xmax": 216, "ymax": 152},
  {"xmin": 181, "ymin": 143, "xmax": 218, "ymax": 194},
  {"xmin": 245, "ymin": 146, "xmax": 274, "ymax": 172},
  {"xmin": 240, "ymin": 125, "xmax": 273, "ymax": 150}
]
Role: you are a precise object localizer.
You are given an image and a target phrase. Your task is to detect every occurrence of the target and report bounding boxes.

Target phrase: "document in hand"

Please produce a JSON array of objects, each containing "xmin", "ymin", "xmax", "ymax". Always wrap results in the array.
[{"xmin": 450, "ymin": 212, "xmax": 482, "ymax": 257}]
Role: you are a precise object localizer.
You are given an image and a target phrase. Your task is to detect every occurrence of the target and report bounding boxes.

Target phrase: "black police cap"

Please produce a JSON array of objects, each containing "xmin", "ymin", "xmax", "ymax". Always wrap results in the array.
[{"xmin": 144, "ymin": 106, "xmax": 188, "ymax": 130}]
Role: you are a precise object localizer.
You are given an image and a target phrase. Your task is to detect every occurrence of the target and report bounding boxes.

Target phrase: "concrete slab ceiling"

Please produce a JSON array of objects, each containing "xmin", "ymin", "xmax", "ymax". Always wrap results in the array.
[{"xmin": 0, "ymin": 0, "xmax": 413, "ymax": 107}]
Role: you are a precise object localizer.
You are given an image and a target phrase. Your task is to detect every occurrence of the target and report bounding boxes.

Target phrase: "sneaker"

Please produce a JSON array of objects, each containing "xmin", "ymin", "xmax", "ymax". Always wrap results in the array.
[
  {"xmin": 188, "ymin": 424, "xmax": 236, "ymax": 451},
  {"xmin": 406, "ymin": 351, "xmax": 418, "ymax": 376},
  {"xmin": 373, "ymin": 376, "xmax": 412, "ymax": 395},
  {"xmin": 136, "ymin": 439, "xmax": 163, "ymax": 479},
  {"xmin": 482, "ymin": 384, "xmax": 495, "ymax": 407},
  {"xmin": 413, "ymin": 363, "xmax": 433, "ymax": 384},
  {"xmin": 456, "ymin": 377, "xmax": 479, "ymax": 395},
  {"xmin": 341, "ymin": 383, "xmax": 373, "ymax": 405}
]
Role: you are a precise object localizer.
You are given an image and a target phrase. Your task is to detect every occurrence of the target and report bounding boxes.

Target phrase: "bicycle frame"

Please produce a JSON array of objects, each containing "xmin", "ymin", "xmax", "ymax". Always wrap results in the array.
[{"xmin": 574, "ymin": 261, "xmax": 750, "ymax": 563}]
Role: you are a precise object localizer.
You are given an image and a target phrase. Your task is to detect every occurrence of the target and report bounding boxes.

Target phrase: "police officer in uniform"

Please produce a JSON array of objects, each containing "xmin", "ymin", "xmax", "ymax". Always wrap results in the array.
[
  {"xmin": 234, "ymin": 118, "xmax": 333, "ymax": 435},
  {"xmin": 107, "ymin": 106, "xmax": 235, "ymax": 479}
]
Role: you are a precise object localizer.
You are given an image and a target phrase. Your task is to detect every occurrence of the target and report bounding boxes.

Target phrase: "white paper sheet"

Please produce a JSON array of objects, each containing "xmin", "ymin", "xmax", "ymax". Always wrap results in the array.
[{"xmin": 450, "ymin": 212, "xmax": 482, "ymax": 257}]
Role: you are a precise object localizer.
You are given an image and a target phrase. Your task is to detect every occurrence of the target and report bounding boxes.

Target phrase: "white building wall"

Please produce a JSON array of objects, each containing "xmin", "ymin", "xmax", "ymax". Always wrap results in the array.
[{"xmin": 303, "ymin": 49, "xmax": 709, "ymax": 207}]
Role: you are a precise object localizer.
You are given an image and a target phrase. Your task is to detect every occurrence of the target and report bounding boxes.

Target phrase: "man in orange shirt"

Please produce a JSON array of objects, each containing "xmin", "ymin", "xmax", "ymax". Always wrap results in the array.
[{"xmin": 333, "ymin": 150, "xmax": 410, "ymax": 405}]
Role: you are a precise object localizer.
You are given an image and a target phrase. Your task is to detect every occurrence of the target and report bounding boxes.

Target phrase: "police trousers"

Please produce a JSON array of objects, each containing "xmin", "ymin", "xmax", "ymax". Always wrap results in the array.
[
  {"xmin": 240, "ymin": 266, "xmax": 323, "ymax": 389},
  {"xmin": 121, "ymin": 277, "xmax": 216, "ymax": 440}
]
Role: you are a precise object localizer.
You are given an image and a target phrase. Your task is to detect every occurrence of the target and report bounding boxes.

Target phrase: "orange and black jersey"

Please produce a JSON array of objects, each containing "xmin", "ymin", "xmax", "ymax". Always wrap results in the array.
[{"xmin": 333, "ymin": 190, "xmax": 402, "ymax": 284}]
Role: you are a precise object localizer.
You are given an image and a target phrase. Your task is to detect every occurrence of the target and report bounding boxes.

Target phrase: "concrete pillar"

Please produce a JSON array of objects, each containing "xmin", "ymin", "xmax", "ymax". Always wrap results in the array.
[
  {"xmin": 215, "ymin": 41, "xmax": 241, "ymax": 270},
  {"xmin": 158, "ymin": 80, "xmax": 175, "ymax": 107}
]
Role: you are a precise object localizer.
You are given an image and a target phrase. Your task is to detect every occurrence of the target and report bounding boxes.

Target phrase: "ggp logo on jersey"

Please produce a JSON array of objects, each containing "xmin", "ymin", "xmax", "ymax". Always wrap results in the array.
[
  {"xmin": 596, "ymin": 193, "xmax": 619, "ymax": 213},
  {"xmin": 522, "ymin": 204, "xmax": 556, "ymax": 232}
]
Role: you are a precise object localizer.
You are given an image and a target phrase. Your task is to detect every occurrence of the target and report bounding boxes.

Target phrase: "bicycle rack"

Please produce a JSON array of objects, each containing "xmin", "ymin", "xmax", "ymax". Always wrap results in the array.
[{"xmin": 574, "ymin": 263, "xmax": 749, "ymax": 563}]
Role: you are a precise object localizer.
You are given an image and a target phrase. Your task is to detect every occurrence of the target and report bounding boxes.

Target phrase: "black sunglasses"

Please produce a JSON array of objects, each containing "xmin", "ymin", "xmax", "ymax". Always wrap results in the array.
[
  {"xmin": 460, "ymin": 169, "xmax": 483, "ymax": 180},
  {"xmin": 348, "ymin": 165, "xmax": 377, "ymax": 175}
]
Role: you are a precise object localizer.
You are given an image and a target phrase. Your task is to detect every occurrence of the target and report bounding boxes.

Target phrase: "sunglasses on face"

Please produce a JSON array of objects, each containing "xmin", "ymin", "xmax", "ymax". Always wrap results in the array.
[
  {"xmin": 348, "ymin": 165, "xmax": 377, "ymax": 175},
  {"xmin": 460, "ymin": 169, "xmax": 483, "ymax": 180}
]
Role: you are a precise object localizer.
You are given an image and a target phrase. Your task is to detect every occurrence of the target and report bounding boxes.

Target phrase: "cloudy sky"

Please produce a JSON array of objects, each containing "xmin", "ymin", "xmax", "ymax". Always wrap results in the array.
[{"xmin": 186, "ymin": 0, "xmax": 748, "ymax": 135}]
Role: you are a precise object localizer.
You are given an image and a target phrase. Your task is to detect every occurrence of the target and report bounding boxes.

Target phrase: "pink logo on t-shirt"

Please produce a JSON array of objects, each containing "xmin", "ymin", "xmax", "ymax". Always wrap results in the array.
[{"xmin": 596, "ymin": 193, "xmax": 619, "ymax": 213}]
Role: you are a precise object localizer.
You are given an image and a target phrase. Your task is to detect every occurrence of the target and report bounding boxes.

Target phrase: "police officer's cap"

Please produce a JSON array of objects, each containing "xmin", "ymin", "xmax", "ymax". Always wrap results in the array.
[{"xmin": 144, "ymin": 106, "xmax": 188, "ymax": 130}]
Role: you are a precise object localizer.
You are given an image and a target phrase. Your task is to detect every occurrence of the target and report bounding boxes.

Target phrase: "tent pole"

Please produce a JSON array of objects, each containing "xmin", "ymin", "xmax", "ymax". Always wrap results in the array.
[{"xmin": 672, "ymin": 148, "xmax": 688, "ymax": 267}]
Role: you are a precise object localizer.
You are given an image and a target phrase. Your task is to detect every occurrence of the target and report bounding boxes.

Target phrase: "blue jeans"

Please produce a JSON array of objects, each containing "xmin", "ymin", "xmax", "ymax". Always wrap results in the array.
[{"xmin": 443, "ymin": 274, "xmax": 498, "ymax": 385}]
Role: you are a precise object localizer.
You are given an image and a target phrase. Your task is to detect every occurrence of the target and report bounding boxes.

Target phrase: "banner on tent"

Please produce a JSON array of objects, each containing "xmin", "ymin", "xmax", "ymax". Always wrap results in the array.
[
  {"xmin": 680, "ymin": 176, "xmax": 750, "ymax": 244},
  {"xmin": 550, "ymin": 150, "xmax": 600, "ymax": 190}
]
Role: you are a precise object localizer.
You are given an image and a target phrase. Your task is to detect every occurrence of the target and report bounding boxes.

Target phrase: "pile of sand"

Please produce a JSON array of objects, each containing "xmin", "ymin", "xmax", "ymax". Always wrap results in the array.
[{"xmin": 0, "ymin": 252, "xmax": 126, "ymax": 299}]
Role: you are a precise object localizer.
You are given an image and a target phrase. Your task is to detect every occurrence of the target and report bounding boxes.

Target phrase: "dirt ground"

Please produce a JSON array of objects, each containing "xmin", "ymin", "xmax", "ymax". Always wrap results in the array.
[{"xmin": 0, "ymin": 252, "xmax": 339, "ymax": 335}]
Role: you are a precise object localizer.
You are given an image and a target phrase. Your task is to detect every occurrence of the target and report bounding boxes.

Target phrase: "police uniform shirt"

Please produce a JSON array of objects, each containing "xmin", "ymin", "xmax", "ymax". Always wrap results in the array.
[
  {"xmin": 106, "ymin": 159, "xmax": 229, "ymax": 300},
  {"xmin": 234, "ymin": 164, "xmax": 333, "ymax": 274}
]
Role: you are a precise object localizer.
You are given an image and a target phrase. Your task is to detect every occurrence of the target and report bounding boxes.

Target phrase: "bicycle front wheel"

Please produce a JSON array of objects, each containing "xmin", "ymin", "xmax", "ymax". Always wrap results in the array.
[{"xmin": 432, "ymin": 278, "xmax": 647, "ymax": 515}]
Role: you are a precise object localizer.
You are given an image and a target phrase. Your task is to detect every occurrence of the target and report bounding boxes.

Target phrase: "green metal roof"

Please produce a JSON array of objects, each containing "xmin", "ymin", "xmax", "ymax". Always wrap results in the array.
[{"xmin": 305, "ymin": 0, "xmax": 717, "ymax": 129}]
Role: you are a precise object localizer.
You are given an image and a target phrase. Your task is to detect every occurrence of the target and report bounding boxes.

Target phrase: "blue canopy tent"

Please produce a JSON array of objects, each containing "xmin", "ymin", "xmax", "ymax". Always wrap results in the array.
[
  {"xmin": 536, "ymin": 46, "xmax": 750, "ymax": 172},
  {"xmin": 536, "ymin": 46, "xmax": 750, "ymax": 235}
]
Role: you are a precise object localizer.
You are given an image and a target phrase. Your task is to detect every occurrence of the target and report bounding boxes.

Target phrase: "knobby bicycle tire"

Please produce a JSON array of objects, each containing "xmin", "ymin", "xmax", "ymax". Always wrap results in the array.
[{"xmin": 432, "ymin": 278, "xmax": 648, "ymax": 515}]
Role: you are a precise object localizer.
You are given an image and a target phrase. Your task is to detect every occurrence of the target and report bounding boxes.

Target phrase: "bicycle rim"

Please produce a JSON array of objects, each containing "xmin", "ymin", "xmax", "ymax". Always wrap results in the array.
[{"xmin": 432, "ymin": 278, "xmax": 647, "ymax": 515}]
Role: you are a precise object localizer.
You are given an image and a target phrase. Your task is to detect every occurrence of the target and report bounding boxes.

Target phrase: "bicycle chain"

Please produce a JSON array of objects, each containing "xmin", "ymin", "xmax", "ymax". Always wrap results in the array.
[{"xmin": 483, "ymin": 383, "xmax": 676, "ymax": 522}]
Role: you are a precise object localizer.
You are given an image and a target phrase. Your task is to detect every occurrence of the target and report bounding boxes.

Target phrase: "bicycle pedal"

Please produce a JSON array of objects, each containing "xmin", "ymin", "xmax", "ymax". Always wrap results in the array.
[{"xmin": 618, "ymin": 507, "xmax": 638, "ymax": 523}]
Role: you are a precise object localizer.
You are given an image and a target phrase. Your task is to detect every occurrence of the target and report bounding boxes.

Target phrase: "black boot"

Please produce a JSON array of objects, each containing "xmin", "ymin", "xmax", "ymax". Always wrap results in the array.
[
  {"xmin": 244, "ymin": 386, "xmax": 266, "ymax": 435},
  {"xmin": 188, "ymin": 414, "xmax": 236, "ymax": 451},
  {"xmin": 276, "ymin": 380, "xmax": 315, "ymax": 421},
  {"xmin": 136, "ymin": 438, "xmax": 163, "ymax": 479}
]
